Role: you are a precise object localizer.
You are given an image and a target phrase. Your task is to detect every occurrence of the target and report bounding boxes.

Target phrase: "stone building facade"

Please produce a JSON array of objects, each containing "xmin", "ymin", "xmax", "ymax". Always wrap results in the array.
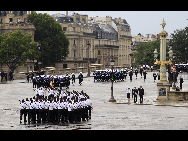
[
  {"xmin": 0, "ymin": 11, "xmax": 36, "ymax": 74},
  {"xmin": 52, "ymin": 13, "xmax": 133, "ymax": 72}
]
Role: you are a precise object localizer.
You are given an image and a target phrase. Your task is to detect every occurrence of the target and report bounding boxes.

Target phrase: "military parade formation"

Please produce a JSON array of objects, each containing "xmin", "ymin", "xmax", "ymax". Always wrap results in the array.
[
  {"xmin": 19, "ymin": 64, "xmax": 186, "ymax": 126},
  {"xmin": 20, "ymin": 88, "xmax": 92, "ymax": 124}
]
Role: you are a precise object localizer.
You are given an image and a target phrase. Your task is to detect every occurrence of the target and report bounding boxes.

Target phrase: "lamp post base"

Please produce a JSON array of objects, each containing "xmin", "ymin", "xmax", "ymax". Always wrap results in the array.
[{"xmin": 109, "ymin": 97, "xmax": 116, "ymax": 102}]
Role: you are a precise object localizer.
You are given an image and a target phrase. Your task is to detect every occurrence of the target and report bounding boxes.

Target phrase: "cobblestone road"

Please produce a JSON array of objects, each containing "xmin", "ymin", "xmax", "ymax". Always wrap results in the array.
[{"xmin": 0, "ymin": 72, "xmax": 188, "ymax": 130}]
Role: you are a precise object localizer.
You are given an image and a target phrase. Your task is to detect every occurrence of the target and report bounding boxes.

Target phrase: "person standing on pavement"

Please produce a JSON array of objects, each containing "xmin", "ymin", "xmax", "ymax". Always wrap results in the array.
[
  {"xmin": 129, "ymin": 70, "xmax": 133, "ymax": 82},
  {"xmin": 138, "ymin": 86, "xmax": 144, "ymax": 104},
  {"xmin": 132, "ymin": 87, "xmax": 138, "ymax": 103},
  {"xmin": 140, "ymin": 67, "xmax": 143, "ymax": 78},
  {"xmin": 135, "ymin": 68, "xmax": 138, "ymax": 79},
  {"xmin": 180, "ymin": 76, "xmax": 184, "ymax": 90},
  {"xmin": 153, "ymin": 71, "xmax": 157, "ymax": 82},
  {"xmin": 126, "ymin": 88, "xmax": 131, "ymax": 103},
  {"xmin": 143, "ymin": 70, "xmax": 147, "ymax": 82},
  {"xmin": 71, "ymin": 73, "xmax": 75, "ymax": 85}
]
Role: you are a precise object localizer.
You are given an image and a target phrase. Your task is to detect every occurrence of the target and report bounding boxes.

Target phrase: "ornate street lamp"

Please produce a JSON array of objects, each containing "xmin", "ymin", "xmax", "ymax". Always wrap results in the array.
[
  {"xmin": 153, "ymin": 49, "xmax": 158, "ymax": 61},
  {"xmin": 109, "ymin": 57, "xmax": 116, "ymax": 102}
]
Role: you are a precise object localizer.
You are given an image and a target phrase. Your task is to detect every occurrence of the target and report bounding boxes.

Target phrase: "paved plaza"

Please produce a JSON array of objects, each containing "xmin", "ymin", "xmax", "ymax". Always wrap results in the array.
[{"xmin": 0, "ymin": 71, "xmax": 188, "ymax": 130}]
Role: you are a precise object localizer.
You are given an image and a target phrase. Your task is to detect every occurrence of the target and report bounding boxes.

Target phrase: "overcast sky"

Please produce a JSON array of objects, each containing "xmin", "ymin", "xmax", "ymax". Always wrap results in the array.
[{"xmin": 36, "ymin": 11, "xmax": 188, "ymax": 36}]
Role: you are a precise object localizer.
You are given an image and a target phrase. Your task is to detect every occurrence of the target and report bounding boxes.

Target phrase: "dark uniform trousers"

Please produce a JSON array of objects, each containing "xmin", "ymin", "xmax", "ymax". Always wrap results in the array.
[
  {"xmin": 58, "ymin": 109, "xmax": 64, "ymax": 123},
  {"xmin": 68, "ymin": 111, "xmax": 73, "ymax": 123},
  {"xmin": 29, "ymin": 109, "xmax": 36, "ymax": 123},
  {"xmin": 88, "ymin": 106, "xmax": 91, "ymax": 119},
  {"xmin": 140, "ymin": 95, "xmax": 143, "ymax": 103},
  {"xmin": 35, "ymin": 109, "xmax": 39, "ymax": 121},
  {"xmin": 54, "ymin": 109, "xmax": 58, "ymax": 122},
  {"xmin": 134, "ymin": 94, "xmax": 137, "ymax": 103},
  {"xmin": 39, "ymin": 109, "xmax": 45, "ymax": 122},
  {"xmin": 48, "ymin": 110, "xmax": 55, "ymax": 122},
  {"xmin": 20, "ymin": 109, "xmax": 27, "ymax": 123},
  {"xmin": 85, "ymin": 107, "xmax": 88, "ymax": 121}
]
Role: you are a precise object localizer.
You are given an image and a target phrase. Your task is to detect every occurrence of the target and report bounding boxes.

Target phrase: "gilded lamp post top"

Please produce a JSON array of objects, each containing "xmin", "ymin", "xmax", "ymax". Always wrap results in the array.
[
  {"xmin": 159, "ymin": 18, "xmax": 168, "ymax": 36},
  {"xmin": 160, "ymin": 18, "xmax": 166, "ymax": 30}
]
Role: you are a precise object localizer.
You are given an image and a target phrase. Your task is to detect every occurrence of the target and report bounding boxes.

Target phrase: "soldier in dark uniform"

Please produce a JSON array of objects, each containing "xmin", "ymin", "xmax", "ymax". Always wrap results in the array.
[
  {"xmin": 140, "ymin": 67, "xmax": 143, "ymax": 78},
  {"xmin": 31, "ymin": 71, "xmax": 34, "ymax": 82},
  {"xmin": 1, "ymin": 70, "xmax": 4, "ymax": 82},
  {"xmin": 26, "ymin": 71, "xmax": 30, "ymax": 83},
  {"xmin": 72, "ymin": 73, "xmax": 75, "ymax": 85},
  {"xmin": 9, "ymin": 70, "xmax": 13, "ymax": 81},
  {"xmin": 180, "ymin": 76, "xmax": 184, "ymax": 90},
  {"xmin": 78, "ymin": 72, "xmax": 83, "ymax": 85},
  {"xmin": 33, "ymin": 77, "xmax": 37, "ymax": 88},
  {"xmin": 129, "ymin": 70, "xmax": 133, "ymax": 82},
  {"xmin": 143, "ymin": 70, "xmax": 147, "ymax": 82},
  {"xmin": 93, "ymin": 71, "xmax": 96, "ymax": 82},
  {"xmin": 135, "ymin": 68, "xmax": 138, "ymax": 79}
]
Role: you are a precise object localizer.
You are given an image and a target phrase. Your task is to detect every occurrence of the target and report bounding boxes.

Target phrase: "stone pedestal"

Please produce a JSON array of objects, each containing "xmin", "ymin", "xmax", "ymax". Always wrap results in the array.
[{"xmin": 157, "ymin": 82, "xmax": 172, "ymax": 100}]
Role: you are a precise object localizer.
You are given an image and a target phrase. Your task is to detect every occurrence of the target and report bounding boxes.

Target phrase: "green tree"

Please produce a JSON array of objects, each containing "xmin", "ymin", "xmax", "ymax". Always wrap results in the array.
[
  {"xmin": 133, "ymin": 39, "xmax": 160, "ymax": 67},
  {"xmin": 0, "ymin": 29, "xmax": 40, "ymax": 72},
  {"xmin": 28, "ymin": 12, "xmax": 69, "ymax": 68},
  {"xmin": 170, "ymin": 27, "xmax": 188, "ymax": 64}
]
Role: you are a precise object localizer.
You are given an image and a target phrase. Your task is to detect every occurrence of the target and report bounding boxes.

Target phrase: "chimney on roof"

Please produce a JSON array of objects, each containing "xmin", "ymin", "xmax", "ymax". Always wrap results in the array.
[{"xmin": 66, "ymin": 11, "xmax": 68, "ymax": 16}]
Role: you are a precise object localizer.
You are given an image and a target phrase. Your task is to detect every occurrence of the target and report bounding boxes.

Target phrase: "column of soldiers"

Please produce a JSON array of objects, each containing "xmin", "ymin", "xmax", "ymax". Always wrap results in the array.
[
  {"xmin": 93, "ymin": 68, "xmax": 148, "ymax": 82},
  {"xmin": 93, "ymin": 69, "xmax": 127, "ymax": 82},
  {"xmin": 20, "ymin": 89, "xmax": 92, "ymax": 124},
  {"xmin": 33, "ymin": 75, "xmax": 70, "ymax": 89},
  {"xmin": 33, "ymin": 72, "xmax": 84, "ymax": 89}
]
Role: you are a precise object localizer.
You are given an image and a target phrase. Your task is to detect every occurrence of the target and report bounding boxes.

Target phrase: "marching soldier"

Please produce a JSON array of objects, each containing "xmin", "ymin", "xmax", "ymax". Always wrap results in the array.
[
  {"xmin": 135, "ymin": 68, "xmax": 138, "ymax": 79},
  {"xmin": 140, "ymin": 67, "xmax": 143, "ymax": 78},
  {"xmin": 78, "ymin": 72, "xmax": 83, "ymax": 85},
  {"xmin": 129, "ymin": 70, "xmax": 133, "ymax": 82},
  {"xmin": 72, "ymin": 73, "xmax": 75, "ymax": 85},
  {"xmin": 180, "ymin": 76, "xmax": 184, "ymax": 90},
  {"xmin": 143, "ymin": 70, "xmax": 147, "ymax": 82},
  {"xmin": 20, "ymin": 99, "xmax": 27, "ymax": 124}
]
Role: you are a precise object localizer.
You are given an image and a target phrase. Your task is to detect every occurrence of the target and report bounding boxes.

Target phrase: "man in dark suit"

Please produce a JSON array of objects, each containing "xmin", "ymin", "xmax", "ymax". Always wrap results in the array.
[{"xmin": 138, "ymin": 86, "xmax": 144, "ymax": 104}]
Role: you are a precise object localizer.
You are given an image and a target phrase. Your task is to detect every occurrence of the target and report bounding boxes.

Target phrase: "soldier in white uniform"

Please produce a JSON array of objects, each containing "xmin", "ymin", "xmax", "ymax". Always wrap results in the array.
[
  {"xmin": 20, "ymin": 99, "xmax": 27, "ymax": 124},
  {"xmin": 48, "ymin": 100, "xmax": 55, "ymax": 123},
  {"xmin": 68, "ymin": 101, "xmax": 73, "ymax": 123}
]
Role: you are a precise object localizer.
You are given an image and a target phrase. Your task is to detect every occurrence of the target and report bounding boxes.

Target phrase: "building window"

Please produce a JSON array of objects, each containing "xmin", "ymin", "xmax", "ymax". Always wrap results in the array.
[
  {"xmin": 73, "ymin": 39, "xmax": 76, "ymax": 45},
  {"xmin": 63, "ymin": 27, "xmax": 67, "ymax": 31},
  {"xmin": 0, "ymin": 18, "xmax": 3, "ymax": 23},
  {"xmin": 98, "ymin": 50, "xmax": 101, "ymax": 55},
  {"xmin": 63, "ymin": 64, "xmax": 67, "ymax": 68},
  {"xmin": 98, "ymin": 59, "xmax": 100, "ymax": 64},
  {"xmin": 74, "ymin": 50, "xmax": 76, "ymax": 57},
  {"xmin": 73, "ymin": 27, "xmax": 75, "ymax": 32}
]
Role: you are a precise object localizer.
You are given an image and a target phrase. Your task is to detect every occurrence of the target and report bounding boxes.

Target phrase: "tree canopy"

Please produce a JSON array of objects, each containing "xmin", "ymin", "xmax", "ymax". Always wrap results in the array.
[
  {"xmin": 0, "ymin": 29, "xmax": 40, "ymax": 72},
  {"xmin": 133, "ymin": 38, "xmax": 161, "ymax": 67},
  {"xmin": 170, "ymin": 27, "xmax": 188, "ymax": 64},
  {"xmin": 28, "ymin": 12, "xmax": 69, "ymax": 68}
]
